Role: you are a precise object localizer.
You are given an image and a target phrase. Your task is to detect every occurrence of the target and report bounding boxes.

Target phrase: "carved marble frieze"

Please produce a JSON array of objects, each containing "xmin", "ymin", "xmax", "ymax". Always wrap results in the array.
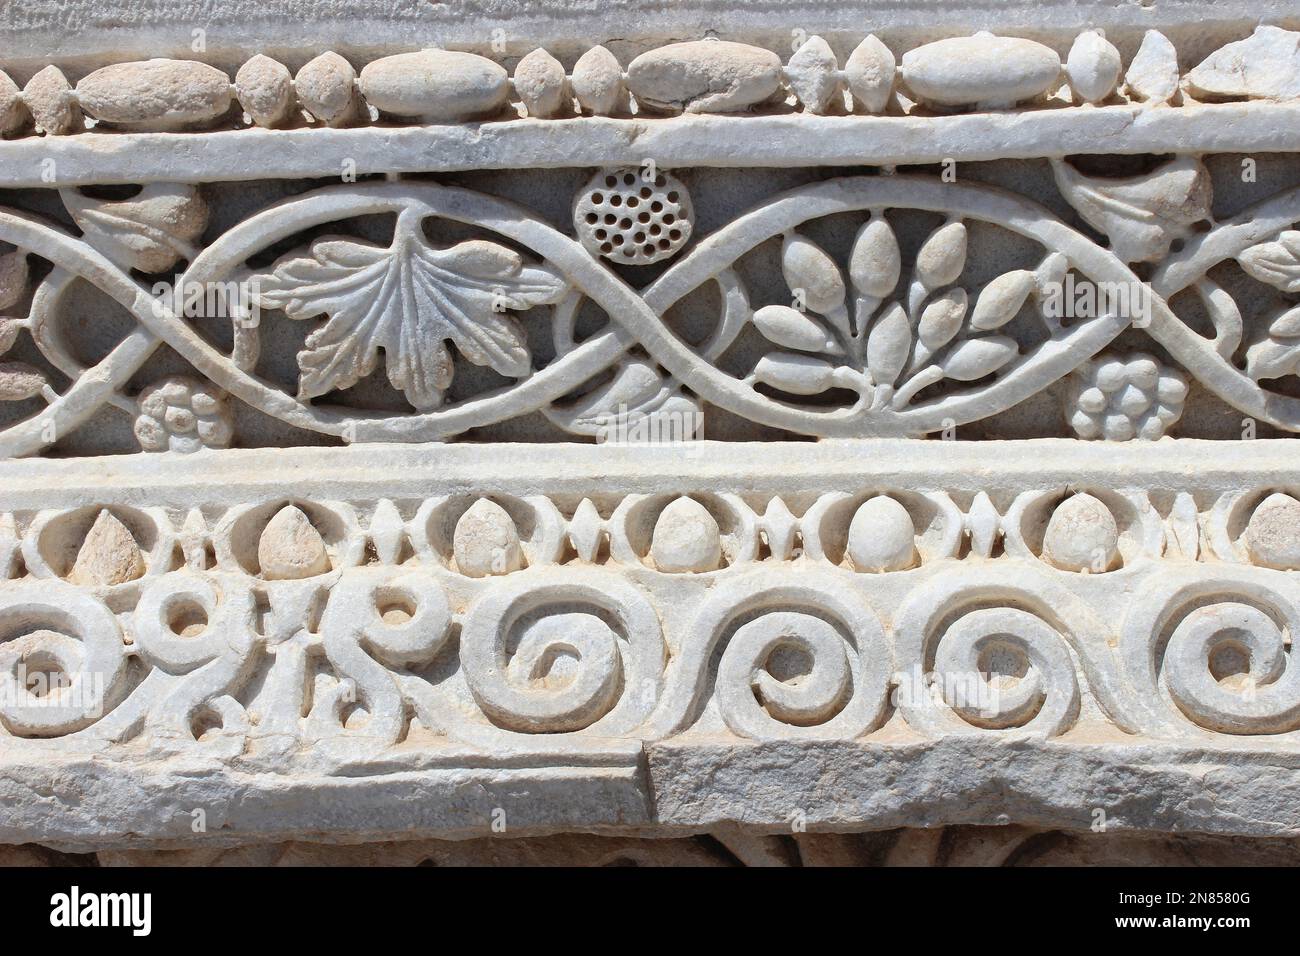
[
  {"xmin": 1, "ymin": 8, "xmax": 1300, "ymax": 852},
  {"xmin": 2, "ymin": 158, "xmax": 1300, "ymax": 452}
]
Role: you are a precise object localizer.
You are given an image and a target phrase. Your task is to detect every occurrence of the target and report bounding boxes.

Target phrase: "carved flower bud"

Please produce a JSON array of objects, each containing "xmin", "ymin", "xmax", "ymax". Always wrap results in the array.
[
  {"xmin": 941, "ymin": 336, "xmax": 1017, "ymax": 381},
  {"xmin": 23, "ymin": 66, "xmax": 82, "ymax": 135},
  {"xmin": 571, "ymin": 45, "xmax": 625, "ymax": 115},
  {"xmin": 0, "ymin": 71, "xmax": 30, "ymax": 136},
  {"xmin": 753, "ymin": 304, "xmax": 834, "ymax": 352},
  {"xmin": 258, "ymin": 505, "xmax": 331, "ymax": 579},
  {"xmin": 76, "ymin": 59, "xmax": 234, "ymax": 130},
  {"xmin": 1040, "ymin": 493, "xmax": 1119, "ymax": 572},
  {"xmin": 917, "ymin": 287, "xmax": 968, "ymax": 350},
  {"xmin": 844, "ymin": 35, "xmax": 895, "ymax": 114},
  {"xmin": 969, "ymin": 270, "xmax": 1035, "ymax": 331},
  {"xmin": 1245, "ymin": 493, "xmax": 1300, "ymax": 570},
  {"xmin": 69, "ymin": 510, "xmax": 145, "ymax": 586},
  {"xmin": 454, "ymin": 499, "xmax": 524, "ymax": 577},
  {"xmin": 650, "ymin": 497, "xmax": 721, "ymax": 573},
  {"xmin": 514, "ymin": 48, "xmax": 568, "ymax": 118},
  {"xmin": 0, "ymin": 362, "xmax": 45, "ymax": 401},
  {"xmin": 786, "ymin": 35, "xmax": 840, "ymax": 114},
  {"xmin": 296, "ymin": 52, "xmax": 361, "ymax": 127},
  {"xmin": 753, "ymin": 353, "xmax": 837, "ymax": 395},
  {"xmin": 866, "ymin": 302, "xmax": 911, "ymax": 388},
  {"xmin": 236, "ymin": 54, "xmax": 296, "ymax": 128},
  {"xmin": 782, "ymin": 233, "xmax": 845, "ymax": 315},
  {"xmin": 1066, "ymin": 30, "xmax": 1121, "ymax": 104},
  {"xmin": 915, "ymin": 221, "xmax": 967, "ymax": 290},
  {"xmin": 846, "ymin": 496, "xmax": 916, "ymax": 572},
  {"xmin": 1125, "ymin": 30, "xmax": 1179, "ymax": 105},
  {"xmin": 849, "ymin": 216, "xmax": 901, "ymax": 298}
]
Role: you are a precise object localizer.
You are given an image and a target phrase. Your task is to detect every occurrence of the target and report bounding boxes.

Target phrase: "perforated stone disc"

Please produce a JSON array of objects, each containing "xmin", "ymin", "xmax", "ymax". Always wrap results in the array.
[{"xmin": 573, "ymin": 167, "xmax": 694, "ymax": 265}]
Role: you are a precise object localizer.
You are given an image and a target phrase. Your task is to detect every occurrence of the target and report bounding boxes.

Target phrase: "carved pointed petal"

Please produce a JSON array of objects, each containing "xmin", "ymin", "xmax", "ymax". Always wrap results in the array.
[
  {"xmin": 259, "ymin": 505, "xmax": 331, "ymax": 580},
  {"xmin": 650, "ymin": 497, "xmax": 721, "ymax": 572},
  {"xmin": 454, "ymin": 499, "xmax": 524, "ymax": 577},
  {"xmin": 69, "ymin": 510, "xmax": 145, "ymax": 586}
]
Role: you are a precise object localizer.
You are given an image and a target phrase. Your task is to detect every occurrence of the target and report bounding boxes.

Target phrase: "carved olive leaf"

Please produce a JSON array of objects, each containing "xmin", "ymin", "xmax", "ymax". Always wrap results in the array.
[
  {"xmin": 848, "ymin": 216, "xmax": 901, "ymax": 299},
  {"xmin": 252, "ymin": 234, "xmax": 568, "ymax": 410},
  {"xmin": 0, "ymin": 361, "xmax": 45, "ymax": 401},
  {"xmin": 61, "ymin": 184, "xmax": 208, "ymax": 273},
  {"xmin": 0, "ymin": 250, "xmax": 29, "ymax": 313},
  {"xmin": 752, "ymin": 304, "xmax": 839, "ymax": 354},
  {"xmin": 970, "ymin": 269, "xmax": 1035, "ymax": 331},
  {"xmin": 1050, "ymin": 157, "xmax": 1211, "ymax": 263},
  {"xmin": 917, "ymin": 288, "xmax": 968, "ymax": 350},
  {"xmin": 940, "ymin": 335, "xmax": 1018, "ymax": 381},
  {"xmin": 781, "ymin": 232, "xmax": 847, "ymax": 332},
  {"xmin": 753, "ymin": 352, "xmax": 838, "ymax": 395},
  {"xmin": 1238, "ymin": 231, "xmax": 1300, "ymax": 293},
  {"xmin": 915, "ymin": 221, "xmax": 967, "ymax": 290},
  {"xmin": 865, "ymin": 301, "xmax": 910, "ymax": 387}
]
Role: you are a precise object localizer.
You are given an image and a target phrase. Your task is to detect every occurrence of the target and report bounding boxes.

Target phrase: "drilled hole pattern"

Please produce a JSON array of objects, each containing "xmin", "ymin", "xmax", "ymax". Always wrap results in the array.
[{"xmin": 573, "ymin": 167, "xmax": 694, "ymax": 265}]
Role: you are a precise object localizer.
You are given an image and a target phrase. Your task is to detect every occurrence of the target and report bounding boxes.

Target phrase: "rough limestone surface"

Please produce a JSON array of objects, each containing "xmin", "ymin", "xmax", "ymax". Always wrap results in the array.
[{"xmin": 1, "ymin": 0, "xmax": 1300, "ymax": 867}]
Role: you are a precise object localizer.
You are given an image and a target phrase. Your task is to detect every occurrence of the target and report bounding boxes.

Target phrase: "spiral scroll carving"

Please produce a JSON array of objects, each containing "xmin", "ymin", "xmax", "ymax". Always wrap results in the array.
[
  {"xmin": 1124, "ymin": 571, "xmax": 1300, "ymax": 736},
  {"xmin": 0, "ymin": 582, "xmax": 127, "ymax": 737},
  {"xmin": 459, "ymin": 571, "xmax": 664, "ymax": 735}
]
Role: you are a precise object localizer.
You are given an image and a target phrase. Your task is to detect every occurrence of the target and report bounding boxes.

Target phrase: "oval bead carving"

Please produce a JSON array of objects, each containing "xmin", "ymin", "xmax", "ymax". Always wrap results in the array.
[
  {"xmin": 76, "ymin": 59, "xmax": 233, "ymax": 130},
  {"xmin": 359, "ymin": 51, "xmax": 509, "ymax": 121},
  {"xmin": 295, "ymin": 52, "xmax": 361, "ymax": 127},
  {"xmin": 1065, "ymin": 30, "xmax": 1121, "ymax": 105},
  {"xmin": 626, "ymin": 41, "xmax": 782, "ymax": 114},
  {"xmin": 514, "ymin": 48, "xmax": 568, "ymax": 118},
  {"xmin": 844, "ymin": 35, "xmax": 895, "ymax": 114},
  {"xmin": 24, "ymin": 66, "xmax": 81, "ymax": 135},
  {"xmin": 900, "ymin": 33, "xmax": 1061, "ymax": 108},
  {"xmin": 235, "ymin": 54, "xmax": 296, "ymax": 128},
  {"xmin": 570, "ymin": 45, "xmax": 625, "ymax": 115}
]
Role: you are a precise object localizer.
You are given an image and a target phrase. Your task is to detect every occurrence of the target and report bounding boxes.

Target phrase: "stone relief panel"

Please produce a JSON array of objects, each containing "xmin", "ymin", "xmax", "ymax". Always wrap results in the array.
[
  {"xmin": 0, "ymin": 441, "xmax": 1292, "ymax": 847},
  {"xmin": 0, "ymin": 153, "xmax": 1300, "ymax": 453},
  {"xmin": 2, "ymin": 8, "xmax": 1300, "ymax": 858},
  {"xmin": 0, "ymin": 27, "xmax": 1293, "ymax": 454}
]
